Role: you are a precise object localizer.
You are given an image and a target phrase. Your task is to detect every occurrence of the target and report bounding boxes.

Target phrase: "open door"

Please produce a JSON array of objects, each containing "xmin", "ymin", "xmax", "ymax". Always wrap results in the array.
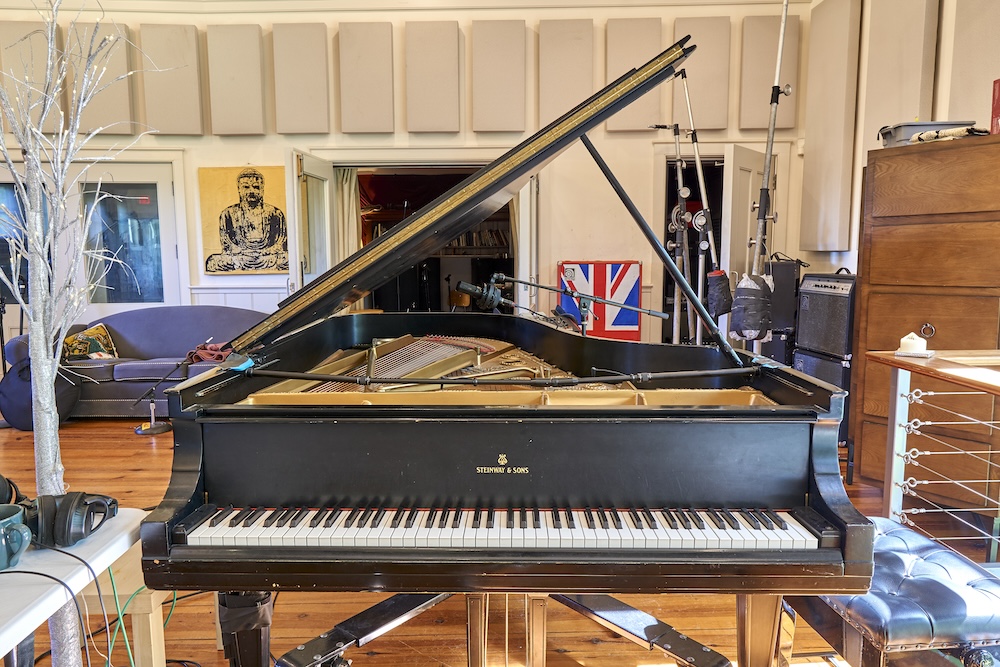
[
  {"xmin": 286, "ymin": 150, "xmax": 337, "ymax": 296},
  {"xmin": 720, "ymin": 144, "xmax": 767, "ymax": 340}
]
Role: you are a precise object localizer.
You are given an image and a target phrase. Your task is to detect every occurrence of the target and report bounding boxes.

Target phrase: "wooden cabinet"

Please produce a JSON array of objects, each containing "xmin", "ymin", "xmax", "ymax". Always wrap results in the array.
[{"xmin": 851, "ymin": 135, "xmax": 1000, "ymax": 506}]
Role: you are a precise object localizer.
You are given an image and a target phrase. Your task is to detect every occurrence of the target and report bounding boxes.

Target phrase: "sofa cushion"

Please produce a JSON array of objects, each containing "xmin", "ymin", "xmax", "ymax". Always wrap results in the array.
[
  {"xmin": 112, "ymin": 358, "xmax": 189, "ymax": 382},
  {"xmin": 63, "ymin": 323, "xmax": 119, "ymax": 361},
  {"xmin": 93, "ymin": 305, "xmax": 264, "ymax": 359},
  {"xmin": 62, "ymin": 359, "xmax": 126, "ymax": 383}
]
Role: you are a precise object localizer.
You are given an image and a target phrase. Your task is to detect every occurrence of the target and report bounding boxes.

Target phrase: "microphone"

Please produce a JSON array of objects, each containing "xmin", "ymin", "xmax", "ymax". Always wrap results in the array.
[{"xmin": 455, "ymin": 281, "xmax": 515, "ymax": 310}]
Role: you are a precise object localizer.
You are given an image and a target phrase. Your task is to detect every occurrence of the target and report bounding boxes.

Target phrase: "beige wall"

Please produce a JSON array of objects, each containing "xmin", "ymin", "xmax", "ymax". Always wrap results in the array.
[{"xmin": 1, "ymin": 0, "xmax": 996, "ymax": 342}]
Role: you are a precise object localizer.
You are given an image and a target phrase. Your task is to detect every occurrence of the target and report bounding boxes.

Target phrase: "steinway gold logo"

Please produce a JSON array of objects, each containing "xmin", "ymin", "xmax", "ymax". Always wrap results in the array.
[{"xmin": 476, "ymin": 453, "xmax": 529, "ymax": 475}]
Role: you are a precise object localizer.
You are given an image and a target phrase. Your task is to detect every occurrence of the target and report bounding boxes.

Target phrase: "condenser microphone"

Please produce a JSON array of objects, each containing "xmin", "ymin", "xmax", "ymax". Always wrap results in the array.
[{"xmin": 456, "ymin": 281, "xmax": 516, "ymax": 310}]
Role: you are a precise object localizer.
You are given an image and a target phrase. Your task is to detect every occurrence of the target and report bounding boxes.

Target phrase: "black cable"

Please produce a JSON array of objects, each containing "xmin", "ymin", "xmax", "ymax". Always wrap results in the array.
[
  {"xmin": 31, "ymin": 541, "xmax": 113, "ymax": 664},
  {"xmin": 0, "ymin": 570, "xmax": 91, "ymax": 667}
]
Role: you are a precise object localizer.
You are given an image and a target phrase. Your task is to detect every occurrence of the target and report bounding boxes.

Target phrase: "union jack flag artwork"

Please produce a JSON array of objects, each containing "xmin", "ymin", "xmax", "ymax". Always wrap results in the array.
[{"xmin": 557, "ymin": 260, "xmax": 642, "ymax": 341}]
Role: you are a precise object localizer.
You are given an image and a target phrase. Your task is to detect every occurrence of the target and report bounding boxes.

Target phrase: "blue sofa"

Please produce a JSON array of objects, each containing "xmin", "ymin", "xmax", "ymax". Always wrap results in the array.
[{"xmin": 3, "ymin": 304, "xmax": 266, "ymax": 420}]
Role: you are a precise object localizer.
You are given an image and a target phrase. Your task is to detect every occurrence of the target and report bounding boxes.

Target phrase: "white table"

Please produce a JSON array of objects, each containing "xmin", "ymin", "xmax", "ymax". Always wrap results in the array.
[{"xmin": 0, "ymin": 507, "xmax": 143, "ymax": 658}]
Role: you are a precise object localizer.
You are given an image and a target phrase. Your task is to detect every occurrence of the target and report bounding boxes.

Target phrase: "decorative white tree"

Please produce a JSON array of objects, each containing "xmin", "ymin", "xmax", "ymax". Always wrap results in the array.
[{"xmin": 0, "ymin": 2, "xmax": 144, "ymax": 664}]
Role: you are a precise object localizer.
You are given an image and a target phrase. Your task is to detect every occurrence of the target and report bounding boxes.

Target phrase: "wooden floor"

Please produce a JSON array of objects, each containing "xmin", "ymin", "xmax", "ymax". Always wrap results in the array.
[{"xmin": 0, "ymin": 419, "xmax": 883, "ymax": 667}]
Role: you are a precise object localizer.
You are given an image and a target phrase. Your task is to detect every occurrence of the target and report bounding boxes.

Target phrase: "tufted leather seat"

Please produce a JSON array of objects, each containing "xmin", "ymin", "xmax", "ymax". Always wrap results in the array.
[{"xmin": 788, "ymin": 516, "xmax": 1000, "ymax": 667}]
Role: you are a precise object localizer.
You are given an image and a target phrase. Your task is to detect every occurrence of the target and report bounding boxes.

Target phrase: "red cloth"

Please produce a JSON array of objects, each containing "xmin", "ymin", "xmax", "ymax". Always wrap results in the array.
[{"xmin": 185, "ymin": 342, "xmax": 232, "ymax": 364}]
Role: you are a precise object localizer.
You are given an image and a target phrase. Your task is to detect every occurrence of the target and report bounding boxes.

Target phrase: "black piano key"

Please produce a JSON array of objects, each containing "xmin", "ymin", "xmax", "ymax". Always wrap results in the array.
[
  {"xmin": 372, "ymin": 506, "xmax": 387, "ymax": 528},
  {"xmin": 686, "ymin": 509, "xmax": 705, "ymax": 529},
  {"xmin": 229, "ymin": 507, "xmax": 254, "ymax": 528},
  {"xmin": 506, "ymin": 507, "xmax": 515, "ymax": 529},
  {"xmin": 210, "ymin": 505, "xmax": 235, "ymax": 528},
  {"xmin": 438, "ymin": 507, "xmax": 451, "ymax": 529},
  {"xmin": 289, "ymin": 508, "xmax": 310, "ymax": 528},
  {"xmin": 263, "ymin": 508, "xmax": 285, "ymax": 528},
  {"xmin": 519, "ymin": 507, "xmax": 528, "ymax": 530},
  {"xmin": 752, "ymin": 508, "xmax": 774, "ymax": 530},
  {"xmin": 705, "ymin": 509, "xmax": 726, "ymax": 530},
  {"xmin": 451, "ymin": 508, "xmax": 463, "ymax": 530},
  {"xmin": 609, "ymin": 509, "xmax": 623, "ymax": 530},
  {"xmin": 551, "ymin": 507, "xmax": 562, "ymax": 530},
  {"xmin": 674, "ymin": 508, "xmax": 691, "ymax": 529},
  {"xmin": 532, "ymin": 507, "xmax": 541, "ymax": 530},
  {"xmin": 628, "ymin": 508, "xmax": 643, "ymax": 530},
  {"xmin": 357, "ymin": 503, "xmax": 375, "ymax": 529},
  {"xmin": 739, "ymin": 508, "xmax": 761, "ymax": 529},
  {"xmin": 584, "ymin": 508, "xmax": 596, "ymax": 530},
  {"xmin": 472, "ymin": 508, "xmax": 482, "ymax": 530},
  {"xmin": 597, "ymin": 508, "xmax": 609, "ymax": 530},
  {"xmin": 765, "ymin": 509, "xmax": 788, "ymax": 530},
  {"xmin": 276, "ymin": 508, "xmax": 297, "ymax": 528},
  {"xmin": 425, "ymin": 507, "xmax": 438, "ymax": 529},
  {"xmin": 565, "ymin": 508, "xmax": 576, "ymax": 529},
  {"xmin": 344, "ymin": 506, "xmax": 362, "ymax": 529},
  {"xmin": 486, "ymin": 508, "xmax": 496, "ymax": 530},
  {"xmin": 323, "ymin": 506, "xmax": 344, "ymax": 528},
  {"xmin": 390, "ymin": 501, "xmax": 408, "ymax": 529},
  {"xmin": 642, "ymin": 507, "xmax": 658, "ymax": 530},
  {"xmin": 310, "ymin": 508, "xmax": 329, "ymax": 528},
  {"xmin": 720, "ymin": 509, "xmax": 740, "ymax": 529},
  {"xmin": 243, "ymin": 507, "xmax": 266, "ymax": 527},
  {"xmin": 659, "ymin": 508, "xmax": 677, "ymax": 529},
  {"xmin": 404, "ymin": 506, "xmax": 419, "ymax": 529}
]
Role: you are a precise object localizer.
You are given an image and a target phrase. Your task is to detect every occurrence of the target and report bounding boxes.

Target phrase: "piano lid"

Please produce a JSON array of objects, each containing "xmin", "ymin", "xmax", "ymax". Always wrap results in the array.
[{"xmin": 228, "ymin": 36, "xmax": 696, "ymax": 356}]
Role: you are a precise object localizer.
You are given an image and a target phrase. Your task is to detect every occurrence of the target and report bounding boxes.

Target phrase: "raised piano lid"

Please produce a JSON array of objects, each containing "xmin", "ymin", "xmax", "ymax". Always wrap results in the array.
[{"xmin": 227, "ymin": 36, "xmax": 696, "ymax": 356}]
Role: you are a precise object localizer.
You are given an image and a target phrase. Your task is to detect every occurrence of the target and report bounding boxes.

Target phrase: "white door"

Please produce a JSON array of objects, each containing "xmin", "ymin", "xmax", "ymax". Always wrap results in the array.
[
  {"xmin": 286, "ymin": 150, "xmax": 337, "ymax": 296},
  {"xmin": 720, "ymin": 144, "xmax": 767, "ymax": 340},
  {"xmin": 78, "ymin": 162, "xmax": 180, "ymax": 320}
]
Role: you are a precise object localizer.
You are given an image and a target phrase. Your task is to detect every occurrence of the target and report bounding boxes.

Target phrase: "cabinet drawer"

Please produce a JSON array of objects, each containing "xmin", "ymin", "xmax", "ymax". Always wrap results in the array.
[
  {"xmin": 869, "ymin": 221, "xmax": 1000, "ymax": 287},
  {"xmin": 862, "ymin": 292, "xmax": 997, "ymax": 432},
  {"xmin": 860, "ymin": 420, "xmax": 991, "ymax": 508}
]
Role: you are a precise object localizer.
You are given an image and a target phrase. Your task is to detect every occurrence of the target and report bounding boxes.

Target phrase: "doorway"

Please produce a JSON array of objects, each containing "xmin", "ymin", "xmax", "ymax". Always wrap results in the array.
[{"xmin": 357, "ymin": 168, "xmax": 514, "ymax": 313}]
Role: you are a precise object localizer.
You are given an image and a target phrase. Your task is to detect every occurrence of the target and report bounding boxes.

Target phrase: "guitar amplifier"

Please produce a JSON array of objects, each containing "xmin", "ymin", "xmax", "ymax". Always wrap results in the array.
[
  {"xmin": 796, "ymin": 273, "xmax": 856, "ymax": 359},
  {"xmin": 792, "ymin": 348, "xmax": 851, "ymax": 444}
]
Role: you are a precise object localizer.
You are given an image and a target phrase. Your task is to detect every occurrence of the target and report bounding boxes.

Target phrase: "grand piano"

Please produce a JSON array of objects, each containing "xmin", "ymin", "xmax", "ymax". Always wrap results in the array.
[{"xmin": 141, "ymin": 35, "xmax": 872, "ymax": 667}]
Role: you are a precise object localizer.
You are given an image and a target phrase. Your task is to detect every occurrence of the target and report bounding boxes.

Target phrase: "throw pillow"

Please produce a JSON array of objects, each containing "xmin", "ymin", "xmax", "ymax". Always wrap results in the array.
[{"xmin": 62, "ymin": 323, "xmax": 119, "ymax": 361}]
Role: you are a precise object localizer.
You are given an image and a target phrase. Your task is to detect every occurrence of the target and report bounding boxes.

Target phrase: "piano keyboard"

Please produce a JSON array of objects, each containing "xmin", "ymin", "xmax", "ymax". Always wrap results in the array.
[{"xmin": 183, "ymin": 504, "xmax": 822, "ymax": 550}]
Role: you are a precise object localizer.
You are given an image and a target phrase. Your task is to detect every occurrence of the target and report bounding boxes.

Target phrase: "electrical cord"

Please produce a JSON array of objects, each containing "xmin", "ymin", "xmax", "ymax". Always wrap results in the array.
[{"xmin": 0, "ymin": 570, "xmax": 91, "ymax": 667}]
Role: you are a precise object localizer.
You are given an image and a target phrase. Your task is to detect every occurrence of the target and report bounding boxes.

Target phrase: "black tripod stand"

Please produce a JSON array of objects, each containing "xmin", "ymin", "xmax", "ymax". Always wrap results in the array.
[{"xmin": 133, "ymin": 358, "xmax": 187, "ymax": 435}]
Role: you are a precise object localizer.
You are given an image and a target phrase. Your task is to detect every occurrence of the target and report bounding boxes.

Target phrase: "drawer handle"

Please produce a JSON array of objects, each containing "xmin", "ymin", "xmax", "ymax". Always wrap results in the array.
[{"xmin": 919, "ymin": 322, "xmax": 936, "ymax": 338}]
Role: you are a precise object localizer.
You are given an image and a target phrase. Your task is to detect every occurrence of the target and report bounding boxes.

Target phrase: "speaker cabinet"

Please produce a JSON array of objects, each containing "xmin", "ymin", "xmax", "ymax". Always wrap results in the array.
[
  {"xmin": 793, "ymin": 348, "xmax": 851, "ymax": 443},
  {"xmin": 796, "ymin": 273, "xmax": 856, "ymax": 359}
]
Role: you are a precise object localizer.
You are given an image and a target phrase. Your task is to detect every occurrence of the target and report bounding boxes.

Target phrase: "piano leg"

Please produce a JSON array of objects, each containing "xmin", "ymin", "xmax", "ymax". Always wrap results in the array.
[
  {"xmin": 466, "ymin": 594, "xmax": 487, "ymax": 667},
  {"xmin": 525, "ymin": 594, "xmax": 548, "ymax": 667},
  {"xmin": 735, "ymin": 594, "xmax": 784, "ymax": 667},
  {"xmin": 217, "ymin": 591, "xmax": 274, "ymax": 667}
]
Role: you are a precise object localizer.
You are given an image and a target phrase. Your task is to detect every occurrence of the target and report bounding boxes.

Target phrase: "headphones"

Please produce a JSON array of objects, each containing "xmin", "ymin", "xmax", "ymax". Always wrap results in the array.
[
  {"xmin": 1, "ymin": 473, "xmax": 26, "ymax": 504},
  {"xmin": 23, "ymin": 492, "xmax": 119, "ymax": 548}
]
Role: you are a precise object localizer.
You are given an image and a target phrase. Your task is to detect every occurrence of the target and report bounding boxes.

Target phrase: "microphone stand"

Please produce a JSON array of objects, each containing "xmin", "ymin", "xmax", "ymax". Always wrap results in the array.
[
  {"xmin": 133, "ymin": 336, "xmax": 211, "ymax": 435},
  {"xmin": 133, "ymin": 366, "xmax": 178, "ymax": 435}
]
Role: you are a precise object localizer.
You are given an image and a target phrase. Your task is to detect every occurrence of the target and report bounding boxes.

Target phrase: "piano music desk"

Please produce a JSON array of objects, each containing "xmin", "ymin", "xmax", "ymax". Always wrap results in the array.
[{"xmin": 0, "ymin": 508, "xmax": 166, "ymax": 667}]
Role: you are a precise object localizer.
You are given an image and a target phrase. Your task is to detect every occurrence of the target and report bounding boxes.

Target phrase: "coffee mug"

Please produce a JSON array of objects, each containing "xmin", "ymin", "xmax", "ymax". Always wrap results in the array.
[{"xmin": 0, "ymin": 503, "xmax": 32, "ymax": 570}]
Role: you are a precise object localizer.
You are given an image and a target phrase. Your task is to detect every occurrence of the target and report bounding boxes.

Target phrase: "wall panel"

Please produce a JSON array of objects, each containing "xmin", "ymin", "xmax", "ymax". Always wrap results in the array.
[
  {"xmin": 739, "ymin": 15, "xmax": 799, "ymax": 129},
  {"xmin": 606, "ymin": 17, "xmax": 662, "ymax": 132},
  {"xmin": 405, "ymin": 21, "xmax": 460, "ymax": 133},
  {"xmin": 207, "ymin": 24, "xmax": 265, "ymax": 135},
  {"xmin": 339, "ymin": 22, "xmax": 394, "ymax": 133},
  {"xmin": 946, "ymin": 0, "xmax": 1000, "ymax": 126},
  {"xmin": 274, "ymin": 23, "xmax": 329, "ymax": 134},
  {"xmin": 800, "ymin": 0, "xmax": 861, "ymax": 252},
  {"xmin": 472, "ymin": 20, "xmax": 525, "ymax": 132},
  {"xmin": 140, "ymin": 24, "xmax": 203, "ymax": 136},
  {"xmin": 0, "ymin": 21, "xmax": 61, "ymax": 134},
  {"xmin": 673, "ymin": 17, "xmax": 730, "ymax": 130},
  {"xmin": 539, "ymin": 19, "xmax": 593, "ymax": 126},
  {"xmin": 76, "ymin": 23, "xmax": 133, "ymax": 135}
]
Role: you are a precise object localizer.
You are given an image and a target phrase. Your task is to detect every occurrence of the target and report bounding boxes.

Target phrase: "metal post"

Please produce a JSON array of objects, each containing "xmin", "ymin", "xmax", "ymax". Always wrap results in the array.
[{"xmin": 883, "ymin": 366, "xmax": 911, "ymax": 520}]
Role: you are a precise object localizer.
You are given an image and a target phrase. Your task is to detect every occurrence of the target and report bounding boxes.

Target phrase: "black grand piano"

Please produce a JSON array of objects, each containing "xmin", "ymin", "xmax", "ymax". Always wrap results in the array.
[{"xmin": 141, "ymin": 35, "xmax": 872, "ymax": 667}]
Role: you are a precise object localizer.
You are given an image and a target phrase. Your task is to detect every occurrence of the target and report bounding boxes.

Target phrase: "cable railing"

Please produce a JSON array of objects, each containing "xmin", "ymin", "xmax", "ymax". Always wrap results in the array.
[{"xmin": 869, "ymin": 350, "xmax": 1000, "ymax": 563}]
